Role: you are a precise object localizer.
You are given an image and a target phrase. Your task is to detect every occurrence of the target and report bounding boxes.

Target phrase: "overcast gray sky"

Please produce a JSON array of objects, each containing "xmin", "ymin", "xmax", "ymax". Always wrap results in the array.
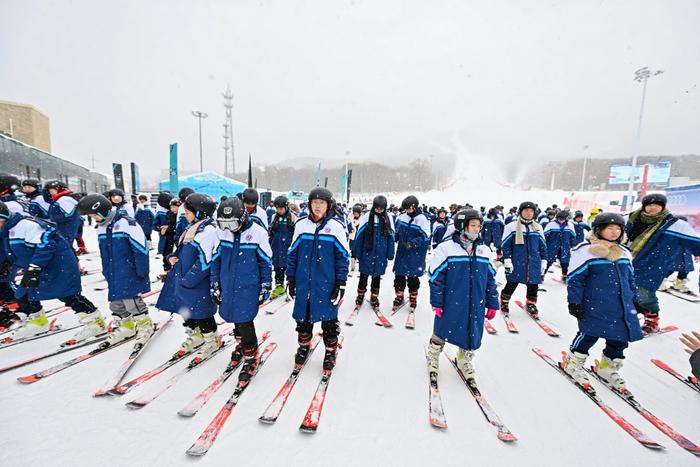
[{"xmin": 2, "ymin": 0, "xmax": 699, "ymax": 181}]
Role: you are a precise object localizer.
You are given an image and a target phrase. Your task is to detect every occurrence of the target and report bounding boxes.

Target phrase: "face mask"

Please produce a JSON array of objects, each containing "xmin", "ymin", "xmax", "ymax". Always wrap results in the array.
[{"xmin": 466, "ymin": 232, "xmax": 479, "ymax": 241}]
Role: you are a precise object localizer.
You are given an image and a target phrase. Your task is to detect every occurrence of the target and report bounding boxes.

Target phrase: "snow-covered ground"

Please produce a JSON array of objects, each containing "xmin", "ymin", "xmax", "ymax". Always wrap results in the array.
[{"xmin": 1, "ymin": 215, "xmax": 699, "ymax": 467}]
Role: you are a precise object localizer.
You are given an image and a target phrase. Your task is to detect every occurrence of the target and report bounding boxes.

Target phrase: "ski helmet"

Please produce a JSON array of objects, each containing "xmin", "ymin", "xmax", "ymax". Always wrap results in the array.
[
  {"xmin": 184, "ymin": 193, "xmax": 216, "ymax": 220},
  {"xmin": 352, "ymin": 204, "xmax": 363, "ymax": 214},
  {"xmin": 273, "ymin": 195, "xmax": 288, "ymax": 208},
  {"xmin": 453, "ymin": 209, "xmax": 482, "ymax": 233},
  {"xmin": 0, "ymin": 202, "xmax": 10, "ymax": 221},
  {"xmin": 106, "ymin": 188, "xmax": 125, "ymax": 199},
  {"xmin": 21, "ymin": 179, "xmax": 41, "ymax": 190},
  {"xmin": 487, "ymin": 207, "xmax": 498, "ymax": 219},
  {"xmin": 641, "ymin": 193, "xmax": 667, "ymax": 210},
  {"xmin": 0, "ymin": 173, "xmax": 20, "ymax": 194},
  {"xmin": 157, "ymin": 192, "xmax": 174, "ymax": 209},
  {"xmin": 555, "ymin": 210, "xmax": 570, "ymax": 221},
  {"xmin": 44, "ymin": 179, "xmax": 68, "ymax": 192},
  {"xmin": 77, "ymin": 194, "xmax": 113, "ymax": 219},
  {"xmin": 169, "ymin": 198, "xmax": 181, "ymax": 208},
  {"xmin": 574, "ymin": 210, "xmax": 584, "ymax": 219},
  {"xmin": 242, "ymin": 188, "xmax": 259, "ymax": 205},
  {"xmin": 216, "ymin": 197, "xmax": 248, "ymax": 232},
  {"xmin": 178, "ymin": 187, "xmax": 194, "ymax": 202},
  {"xmin": 372, "ymin": 195, "xmax": 388, "ymax": 211},
  {"xmin": 308, "ymin": 187, "xmax": 333, "ymax": 203},
  {"xmin": 518, "ymin": 201, "xmax": 537, "ymax": 214},
  {"xmin": 401, "ymin": 195, "xmax": 419, "ymax": 210},
  {"xmin": 591, "ymin": 213, "xmax": 625, "ymax": 241}
]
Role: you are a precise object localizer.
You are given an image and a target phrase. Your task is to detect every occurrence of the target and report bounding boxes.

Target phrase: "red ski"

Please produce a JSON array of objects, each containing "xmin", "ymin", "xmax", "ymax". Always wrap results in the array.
[
  {"xmin": 643, "ymin": 325, "xmax": 678, "ymax": 339},
  {"xmin": 502, "ymin": 314, "xmax": 518, "ymax": 333},
  {"xmin": 515, "ymin": 301, "xmax": 559, "ymax": 337},
  {"xmin": 484, "ymin": 320, "xmax": 497, "ymax": 335},
  {"xmin": 651, "ymin": 359, "xmax": 700, "ymax": 394},
  {"xmin": 366, "ymin": 300, "xmax": 392, "ymax": 328},
  {"xmin": 299, "ymin": 336, "xmax": 345, "ymax": 433}
]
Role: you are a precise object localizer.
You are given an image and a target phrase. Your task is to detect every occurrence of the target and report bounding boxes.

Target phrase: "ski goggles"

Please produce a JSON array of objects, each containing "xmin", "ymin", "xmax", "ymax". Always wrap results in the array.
[{"xmin": 217, "ymin": 217, "xmax": 242, "ymax": 232}]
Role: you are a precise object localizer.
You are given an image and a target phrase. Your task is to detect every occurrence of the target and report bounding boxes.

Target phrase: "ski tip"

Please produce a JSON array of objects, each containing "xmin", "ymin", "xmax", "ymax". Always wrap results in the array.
[
  {"xmin": 93, "ymin": 390, "xmax": 113, "ymax": 397},
  {"xmin": 17, "ymin": 375, "xmax": 40, "ymax": 384},
  {"xmin": 258, "ymin": 416, "xmax": 276, "ymax": 425},
  {"xmin": 430, "ymin": 420, "xmax": 448, "ymax": 429},
  {"xmin": 125, "ymin": 401, "xmax": 146, "ymax": 409},
  {"xmin": 299, "ymin": 425, "xmax": 318, "ymax": 434},
  {"xmin": 498, "ymin": 432, "xmax": 518, "ymax": 442},
  {"xmin": 185, "ymin": 446, "xmax": 208, "ymax": 457},
  {"xmin": 177, "ymin": 410, "xmax": 195, "ymax": 418},
  {"xmin": 108, "ymin": 387, "xmax": 127, "ymax": 396}
]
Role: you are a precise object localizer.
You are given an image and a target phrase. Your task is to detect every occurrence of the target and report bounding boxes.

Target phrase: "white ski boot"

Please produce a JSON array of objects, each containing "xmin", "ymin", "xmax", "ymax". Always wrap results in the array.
[
  {"xmin": 596, "ymin": 356, "xmax": 628, "ymax": 394},
  {"xmin": 134, "ymin": 314, "xmax": 155, "ymax": 345},
  {"xmin": 9, "ymin": 310, "xmax": 49, "ymax": 340},
  {"xmin": 658, "ymin": 280, "xmax": 670, "ymax": 292},
  {"xmin": 562, "ymin": 351, "xmax": 591, "ymax": 388},
  {"xmin": 426, "ymin": 340, "xmax": 444, "ymax": 375},
  {"xmin": 456, "ymin": 348, "xmax": 475, "ymax": 379},
  {"xmin": 105, "ymin": 316, "xmax": 136, "ymax": 346},
  {"xmin": 191, "ymin": 331, "xmax": 221, "ymax": 364},
  {"xmin": 175, "ymin": 327, "xmax": 204, "ymax": 358},
  {"xmin": 671, "ymin": 278, "xmax": 691, "ymax": 294},
  {"xmin": 68, "ymin": 310, "xmax": 106, "ymax": 344}
]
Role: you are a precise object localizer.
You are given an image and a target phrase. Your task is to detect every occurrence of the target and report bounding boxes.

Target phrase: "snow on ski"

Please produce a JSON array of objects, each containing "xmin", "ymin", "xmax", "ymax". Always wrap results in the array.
[
  {"xmin": 586, "ymin": 362, "xmax": 700, "ymax": 456},
  {"xmin": 93, "ymin": 318, "xmax": 173, "ymax": 397},
  {"xmin": 532, "ymin": 348, "xmax": 663, "ymax": 450},
  {"xmin": 424, "ymin": 345, "xmax": 447, "ymax": 429},
  {"xmin": 366, "ymin": 300, "xmax": 392, "ymax": 328},
  {"xmin": 502, "ymin": 314, "xmax": 518, "ymax": 333},
  {"xmin": 650, "ymin": 359, "xmax": 700, "ymax": 394},
  {"xmin": 0, "ymin": 319, "xmax": 81, "ymax": 350},
  {"xmin": 258, "ymin": 334, "xmax": 322, "ymax": 424},
  {"xmin": 299, "ymin": 336, "xmax": 345, "ymax": 433},
  {"xmin": 484, "ymin": 320, "xmax": 497, "ymax": 335},
  {"xmin": 177, "ymin": 331, "xmax": 271, "ymax": 418},
  {"xmin": 185, "ymin": 342, "xmax": 278, "ymax": 457},
  {"xmin": 17, "ymin": 335, "xmax": 137, "ymax": 384},
  {"xmin": 444, "ymin": 348, "xmax": 516, "ymax": 441},
  {"xmin": 514, "ymin": 300, "xmax": 559, "ymax": 337}
]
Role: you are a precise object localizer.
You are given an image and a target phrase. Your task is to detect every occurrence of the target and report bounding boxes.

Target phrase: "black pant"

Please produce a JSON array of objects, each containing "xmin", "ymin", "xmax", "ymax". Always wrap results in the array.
[
  {"xmin": 358, "ymin": 273, "xmax": 381, "ymax": 291},
  {"xmin": 394, "ymin": 275, "xmax": 420, "ymax": 293},
  {"xmin": 274, "ymin": 266, "xmax": 286, "ymax": 285},
  {"xmin": 18, "ymin": 293, "xmax": 97, "ymax": 315},
  {"xmin": 183, "ymin": 316, "xmax": 217, "ymax": 333},
  {"xmin": 234, "ymin": 320, "xmax": 257, "ymax": 351},
  {"xmin": 296, "ymin": 319, "xmax": 339, "ymax": 347},
  {"xmin": 500, "ymin": 282, "xmax": 538, "ymax": 302}
]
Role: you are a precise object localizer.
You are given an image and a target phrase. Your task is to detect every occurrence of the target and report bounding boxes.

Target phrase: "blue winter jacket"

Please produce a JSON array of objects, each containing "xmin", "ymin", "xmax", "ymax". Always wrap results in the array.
[
  {"xmin": 393, "ymin": 210, "xmax": 431, "ymax": 277},
  {"xmin": 211, "ymin": 221, "xmax": 272, "ymax": 323},
  {"xmin": 248, "ymin": 205, "xmax": 269, "ymax": 230},
  {"xmin": 352, "ymin": 212, "xmax": 395, "ymax": 276},
  {"xmin": 96, "ymin": 209, "xmax": 150, "ymax": 301},
  {"xmin": 573, "ymin": 220, "xmax": 591, "ymax": 245},
  {"xmin": 24, "ymin": 193, "xmax": 50, "ymax": 219},
  {"xmin": 156, "ymin": 219, "xmax": 218, "ymax": 318},
  {"xmin": 269, "ymin": 212, "xmax": 297, "ymax": 269},
  {"xmin": 287, "ymin": 215, "xmax": 349, "ymax": 323},
  {"xmin": 626, "ymin": 216, "xmax": 700, "ymax": 290},
  {"xmin": 482, "ymin": 218, "xmax": 505, "ymax": 249},
  {"xmin": 501, "ymin": 220, "xmax": 547, "ymax": 284},
  {"xmin": 566, "ymin": 241, "xmax": 643, "ymax": 342},
  {"xmin": 2, "ymin": 214, "xmax": 82, "ymax": 301},
  {"xmin": 428, "ymin": 234, "xmax": 499, "ymax": 350},
  {"xmin": 134, "ymin": 206, "xmax": 155, "ymax": 238},
  {"xmin": 544, "ymin": 220, "xmax": 577, "ymax": 264},
  {"xmin": 152, "ymin": 206, "xmax": 169, "ymax": 254},
  {"xmin": 431, "ymin": 219, "xmax": 450, "ymax": 249},
  {"xmin": 48, "ymin": 191, "xmax": 81, "ymax": 243}
]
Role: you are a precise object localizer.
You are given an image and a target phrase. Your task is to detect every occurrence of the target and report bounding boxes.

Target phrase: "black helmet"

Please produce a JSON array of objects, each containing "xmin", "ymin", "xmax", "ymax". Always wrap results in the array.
[
  {"xmin": 308, "ymin": 187, "xmax": 333, "ymax": 203},
  {"xmin": 169, "ymin": 198, "xmax": 181, "ymax": 207},
  {"xmin": 216, "ymin": 197, "xmax": 248, "ymax": 231},
  {"xmin": 44, "ymin": 179, "xmax": 68, "ymax": 191},
  {"xmin": 352, "ymin": 204, "xmax": 363, "ymax": 214},
  {"xmin": 242, "ymin": 188, "xmax": 259, "ymax": 205},
  {"xmin": 22, "ymin": 179, "xmax": 41, "ymax": 190},
  {"xmin": 157, "ymin": 191, "xmax": 174, "ymax": 209},
  {"xmin": 487, "ymin": 207, "xmax": 498, "ymax": 219},
  {"xmin": 518, "ymin": 201, "xmax": 537, "ymax": 214},
  {"xmin": 401, "ymin": 195, "xmax": 419, "ymax": 210},
  {"xmin": 106, "ymin": 188, "xmax": 125, "ymax": 199},
  {"xmin": 0, "ymin": 173, "xmax": 20, "ymax": 194},
  {"xmin": 641, "ymin": 193, "xmax": 667, "ymax": 210},
  {"xmin": 372, "ymin": 195, "xmax": 388, "ymax": 211},
  {"xmin": 77, "ymin": 194, "xmax": 113, "ymax": 219},
  {"xmin": 574, "ymin": 210, "xmax": 584, "ymax": 218},
  {"xmin": 0, "ymin": 202, "xmax": 10, "ymax": 221},
  {"xmin": 555, "ymin": 210, "xmax": 570, "ymax": 221},
  {"xmin": 178, "ymin": 187, "xmax": 194, "ymax": 202},
  {"xmin": 453, "ymin": 209, "xmax": 482, "ymax": 233},
  {"xmin": 591, "ymin": 213, "xmax": 625, "ymax": 241},
  {"xmin": 184, "ymin": 193, "xmax": 216, "ymax": 220},
  {"xmin": 273, "ymin": 195, "xmax": 288, "ymax": 208}
]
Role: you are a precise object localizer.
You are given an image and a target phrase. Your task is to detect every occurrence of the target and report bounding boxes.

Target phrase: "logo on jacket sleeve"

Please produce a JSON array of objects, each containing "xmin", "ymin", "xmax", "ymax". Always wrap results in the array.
[
  {"xmin": 245, "ymin": 233, "xmax": 253, "ymax": 241},
  {"xmin": 324, "ymin": 227, "xmax": 331, "ymax": 233}
]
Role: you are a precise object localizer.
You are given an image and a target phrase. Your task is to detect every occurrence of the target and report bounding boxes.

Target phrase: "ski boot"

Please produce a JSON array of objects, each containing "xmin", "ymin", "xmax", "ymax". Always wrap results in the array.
[
  {"xmin": 271, "ymin": 283, "xmax": 286, "ymax": 300},
  {"xmin": 499, "ymin": 299, "xmax": 510, "ymax": 316},
  {"xmin": 238, "ymin": 346, "xmax": 259, "ymax": 382},
  {"xmin": 392, "ymin": 291, "xmax": 405, "ymax": 310},
  {"xmin": 426, "ymin": 339, "xmax": 444, "ymax": 376},
  {"xmin": 562, "ymin": 351, "xmax": 591, "ymax": 389},
  {"xmin": 294, "ymin": 333, "xmax": 312, "ymax": 366},
  {"xmin": 355, "ymin": 288, "xmax": 366, "ymax": 307},
  {"xmin": 322, "ymin": 341, "xmax": 338, "ymax": 371},
  {"xmin": 456, "ymin": 348, "xmax": 475, "ymax": 379},
  {"xmin": 369, "ymin": 290, "xmax": 380, "ymax": 309},
  {"xmin": 595, "ymin": 355, "xmax": 629, "ymax": 395},
  {"xmin": 67, "ymin": 311, "xmax": 106, "ymax": 345},
  {"xmin": 9, "ymin": 310, "xmax": 49, "ymax": 340},
  {"xmin": 525, "ymin": 302, "xmax": 539, "ymax": 319},
  {"xmin": 105, "ymin": 316, "xmax": 136, "ymax": 346},
  {"xmin": 671, "ymin": 278, "xmax": 691, "ymax": 294},
  {"xmin": 134, "ymin": 314, "xmax": 155, "ymax": 345},
  {"xmin": 658, "ymin": 280, "xmax": 670, "ymax": 292},
  {"xmin": 641, "ymin": 312, "xmax": 659, "ymax": 335},
  {"xmin": 191, "ymin": 331, "xmax": 221, "ymax": 365},
  {"xmin": 409, "ymin": 291, "xmax": 418, "ymax": 310},
  {"xmin": 175, "ymin": 327, "xmax": 204, "ymax": 358}
]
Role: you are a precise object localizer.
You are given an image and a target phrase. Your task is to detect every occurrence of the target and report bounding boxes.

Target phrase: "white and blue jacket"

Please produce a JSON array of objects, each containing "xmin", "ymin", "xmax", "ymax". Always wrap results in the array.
[
  {"xmin": 48, "ymin": 192, "xmax": 81, "ymax": 243},
  {"xmin": 211, "ymin": 222, "xmax": 272, "ymax": 324},
  {"xmin": 287, "ymin": 215, "xmax": 349, "ymax": 323},
  {"xmin": 573, "ymin": 220, "xmax": 591, "ymax": 245},
  {"xmin": 566, "ymin": 242, "xmax": 643, "ymax": 342},
  {"xmin": 269, "ymin": 212, "xmax": 296, "ymax": 269},
  {"xmin": 152, "ymin": 206, "xmax": 170, "ymax": 254},
  {"xmin": 134, "ymin": 205, "xmax": 155, "ymax": 238},
  {"xmin": 544, "ymin": 220, "xmax": 577, "ymax": 264},
  {"xmin": 501, "ymin": 220, "xmax": 547, "ymax": 284},
  {"xmin": 352, "ymin": 212, "xmax": 395, "ymax": 277},
  {"xmin": 24, "ymin": 193, "xmax": 50, "ymax": 219},
  {"xmin": 482, "ymin": 217, "xmax": 505, "ymax": 249},
  {"xmin": 428, "ymin": 235, "xmax": 499, "ymax": 351},
  {"xmin": 393, "ymin": 210, "xmax": 431, "ymax": 277},
  {"xmin": 96, "ymin": 209, "xmax": 150, "ymax": 301},
  {"xmin": 248, "ymin": 205, "xmax": 269, "ymax": 230}
]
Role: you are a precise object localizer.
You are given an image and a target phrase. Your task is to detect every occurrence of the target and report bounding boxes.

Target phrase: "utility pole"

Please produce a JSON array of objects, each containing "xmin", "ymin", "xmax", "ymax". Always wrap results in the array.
[
  {"xmin": 223, "ymin": 85, "xmax": 235, "ymax": 177},
  {"xmin": 192, "ymin": 111, "xmax": 208, "ymax": 172}
]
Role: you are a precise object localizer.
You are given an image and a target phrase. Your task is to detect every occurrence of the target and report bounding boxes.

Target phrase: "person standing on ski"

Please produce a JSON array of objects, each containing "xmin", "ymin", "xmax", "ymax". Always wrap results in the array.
[
  {"xmin": 482, "ymin": 207, "xmax": 505, "ymax": 260},
  {"xmin": 348, "ymin": 204, "xmax": 363, "ymax": 273},
  {"xmin": 572, "ymin": 210, "xmax": 591, "ymax": 245},
  {"xmin": 544, "ymin": 210, "xmax": 577, "ymax": 280},
  {"xmin": 268, "ymin": 195, "xmax": 297, "ymax": 299}
]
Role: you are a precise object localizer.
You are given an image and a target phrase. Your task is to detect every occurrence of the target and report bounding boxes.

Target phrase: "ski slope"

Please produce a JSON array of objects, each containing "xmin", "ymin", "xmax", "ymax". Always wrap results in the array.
[{"xmin": 1, "ymin": 220, "xmax": 699, "ymax": 467}]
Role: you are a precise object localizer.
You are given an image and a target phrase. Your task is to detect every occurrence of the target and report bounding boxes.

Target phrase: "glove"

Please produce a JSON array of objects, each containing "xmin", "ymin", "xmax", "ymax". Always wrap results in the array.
[
  {"xmin": 503, "ymin": 258, "xmax": 513, "ymax": 274},
  {"xmin": 485, "ymin": 308, "xmax": 497, "ymax": 320},
  {"xmin": 432, "ymin": 306, "xmax": 443, "ymax": 317},
  {"xmin": 259, "ymin": 282, "xmax": 271, "ymax": 305},
  {"xmin": 330, "ymin": 281, "xmax": 346, "ymax": 306},
  {"xmin": 540, "ymin": 260, "xmax": 548, "ymax": 276},
  {"xmin": 19, "ymin": 265, "xmax": 41, "ymax": 289},
  {"xmin": 568, "ymin": 303, "xmax": 583, "ymax": 320},
  {"xmin": 210, "ymin": 282, "xmax": 222, "ymax": 305},
  {"xmin": 287, "ymin": 277, "xmax": 296, "ymax": 300},
  {"xmin": 403, "ymin": 241, "xmax": 415, "ymax": 250},
  {"xmin": 0, "ymin": 260, "xmax": 11, "ymax": 280}
]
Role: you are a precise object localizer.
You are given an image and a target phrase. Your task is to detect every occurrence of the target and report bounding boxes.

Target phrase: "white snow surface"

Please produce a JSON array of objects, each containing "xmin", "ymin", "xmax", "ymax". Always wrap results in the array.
[{"xmin": 1, "ymin": 219, "xmax": 699, "ymax": 467}]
